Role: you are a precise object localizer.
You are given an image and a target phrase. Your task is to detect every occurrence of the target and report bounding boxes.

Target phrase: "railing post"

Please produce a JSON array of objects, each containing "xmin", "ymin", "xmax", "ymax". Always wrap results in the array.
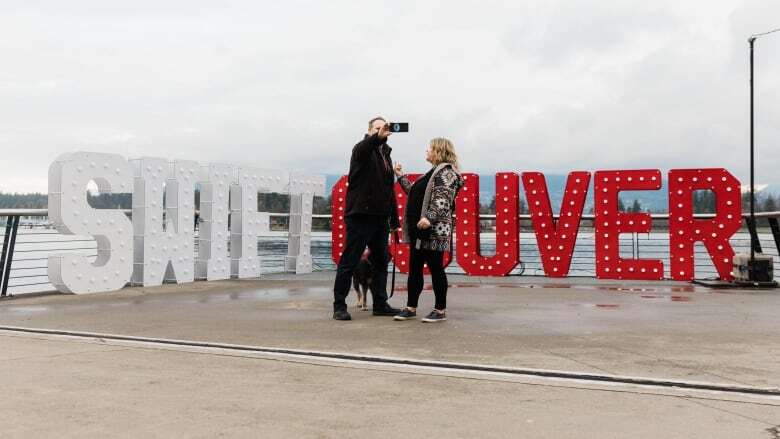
[
  {"xmin": 745, "ymin": 216, "xmax": 763, "ymax": 254},
  {"xmin": 768, "ymin": 217, "xmax": 780, "ymax": 256},
  {"xmin": 1, "ymin": 215, "xmax": 20, "ymax": 297},
  {"xmin": 0, "ymin": 216, "xmax": 13, "ymax": 295}
]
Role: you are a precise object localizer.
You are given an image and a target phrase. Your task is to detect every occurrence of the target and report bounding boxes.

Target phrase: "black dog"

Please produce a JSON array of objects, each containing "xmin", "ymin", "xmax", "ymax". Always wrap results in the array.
[{"xmin": 352, "ymin": 257, "xmax": 373, "ymax": 311}]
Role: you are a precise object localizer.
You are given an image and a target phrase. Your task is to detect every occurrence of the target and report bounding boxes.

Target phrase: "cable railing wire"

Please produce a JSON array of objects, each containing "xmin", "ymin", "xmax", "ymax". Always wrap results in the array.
[{"xmin": 1, "ymin": 211, "xmax": 779, "ymax": 295}]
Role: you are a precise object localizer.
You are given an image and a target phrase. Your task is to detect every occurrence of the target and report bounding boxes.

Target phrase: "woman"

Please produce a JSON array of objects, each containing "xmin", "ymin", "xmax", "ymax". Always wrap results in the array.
[{"xmin": 393, "ymin": 138, "xmax": 463, "ymax": 323}]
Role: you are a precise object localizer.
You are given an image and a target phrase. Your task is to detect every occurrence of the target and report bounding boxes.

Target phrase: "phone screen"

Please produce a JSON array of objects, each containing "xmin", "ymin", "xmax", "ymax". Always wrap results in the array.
[{"xmin": 388, "ymin": 122, "xmax": 409, "ymax": 133}]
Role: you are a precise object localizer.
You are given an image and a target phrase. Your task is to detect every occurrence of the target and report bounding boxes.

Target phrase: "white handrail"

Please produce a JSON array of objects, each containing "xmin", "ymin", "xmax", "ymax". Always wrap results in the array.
[{"xmin": 2, "ymin": 208, "xmax": 780, "ymax": 220}]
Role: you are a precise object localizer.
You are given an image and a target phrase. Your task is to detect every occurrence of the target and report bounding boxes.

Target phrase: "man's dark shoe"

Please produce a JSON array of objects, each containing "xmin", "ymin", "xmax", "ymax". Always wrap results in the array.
[
  {"xmin": 333, "ymin": 310, "xmax": 352, "ymax": 321},
  {"xmin": 372, "ymin": 303, "xmax": 400, "ymax": 316},
  {"xmin": 393, "ymin": 308, "xmax": 416, "ymax": 321},
  {"xmin": 422, "ymin": 310, "xmax": 447, "ymax": 323}
]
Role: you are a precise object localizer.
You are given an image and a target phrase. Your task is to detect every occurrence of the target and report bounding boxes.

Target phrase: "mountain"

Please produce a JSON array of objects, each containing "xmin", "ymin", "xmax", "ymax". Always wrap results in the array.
[
  {"xmin": 324, "ymin": 174, "xmax": 670, "ymax": 212},
  {"xmin": 325, "ymin": 174, "xmax": 780, "ymax": 213}
]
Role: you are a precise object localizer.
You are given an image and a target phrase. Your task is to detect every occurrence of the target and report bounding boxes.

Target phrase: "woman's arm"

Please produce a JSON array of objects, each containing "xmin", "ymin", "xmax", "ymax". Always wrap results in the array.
[
  {"xmin": 394, "ymin": 163, "xmax": 412, "ymax": 194},
  {"xmin": 397, "ymin": 175, "xmax": 412, "ymax": 194}
]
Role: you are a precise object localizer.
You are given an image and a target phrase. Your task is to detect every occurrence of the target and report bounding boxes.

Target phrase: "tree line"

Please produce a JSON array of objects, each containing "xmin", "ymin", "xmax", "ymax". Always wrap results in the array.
[
  {"xmin": 3, "ymin": 190, "xmax": 779, "ymax": 216},
  {"xmin": 0, "ymin": 191, "xmax": 331, "ymax": 213}
]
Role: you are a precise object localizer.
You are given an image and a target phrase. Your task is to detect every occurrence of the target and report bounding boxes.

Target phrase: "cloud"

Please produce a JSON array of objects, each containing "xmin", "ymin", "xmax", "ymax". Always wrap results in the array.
[
  {"xmin": 501, "ymin": 0, "xmax": 677, "ymax": 66},
  {"xmin": 0, "ymin": 0, "xmax": 778, "ymax": 195}
]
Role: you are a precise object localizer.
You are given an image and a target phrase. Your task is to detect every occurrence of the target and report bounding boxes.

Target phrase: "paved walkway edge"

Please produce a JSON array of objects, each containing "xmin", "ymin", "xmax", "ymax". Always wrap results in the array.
[{"xmin": 3, "ymin": 325, "xmax": 779, "ymax": 403}]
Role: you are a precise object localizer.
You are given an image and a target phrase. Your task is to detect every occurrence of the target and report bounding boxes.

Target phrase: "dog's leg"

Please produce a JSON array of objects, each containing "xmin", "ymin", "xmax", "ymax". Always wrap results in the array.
[
  {"xmin": 355, "ymin": 284, "xmax": 364, "ymax": 309},
  {"xmin": 353, "ymin": 276, "xmax": 361, "ymax": 309},
  {"xmin": 360, "ymin": 286, "xmax": 369, "ymax": 311},
  {"xmin": 362, "ymin": 283, "xmax": 370, "ymax": 310}
]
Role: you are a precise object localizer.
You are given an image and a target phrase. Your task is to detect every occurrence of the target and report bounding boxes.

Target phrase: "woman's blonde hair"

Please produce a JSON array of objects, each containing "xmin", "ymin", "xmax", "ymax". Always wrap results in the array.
[{"xmin": 429, "ymin": 137, "xmax": 460, "ymax": 171}]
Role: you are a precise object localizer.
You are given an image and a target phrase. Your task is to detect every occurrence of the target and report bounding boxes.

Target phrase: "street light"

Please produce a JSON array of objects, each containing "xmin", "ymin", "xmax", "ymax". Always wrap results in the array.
[{"xmin": 747, "ymin": 28, "xmax": 780, "ymax": 270}]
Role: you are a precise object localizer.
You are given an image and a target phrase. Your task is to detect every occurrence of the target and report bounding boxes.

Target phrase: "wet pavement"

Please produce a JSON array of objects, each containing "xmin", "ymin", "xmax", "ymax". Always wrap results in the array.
[
  {"xmin": 1, "ymin": 273, "xmax": 779, "ymax": 437},
  {"xmin": 1, "ymin": 273, "xmax": 779, "ymax": 387}
]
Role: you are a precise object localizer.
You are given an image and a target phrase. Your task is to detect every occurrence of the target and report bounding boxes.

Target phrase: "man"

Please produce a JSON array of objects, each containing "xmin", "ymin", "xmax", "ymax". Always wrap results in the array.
[{"xmin": 332, "ymin": 117, "xmax": 401, "ymax": 320}]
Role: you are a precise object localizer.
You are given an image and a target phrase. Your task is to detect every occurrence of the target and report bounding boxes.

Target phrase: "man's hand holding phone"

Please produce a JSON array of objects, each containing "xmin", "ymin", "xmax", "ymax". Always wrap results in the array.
[{"xmin": 377, "ymin": 123, "xmax": 392, "ymax": 140}]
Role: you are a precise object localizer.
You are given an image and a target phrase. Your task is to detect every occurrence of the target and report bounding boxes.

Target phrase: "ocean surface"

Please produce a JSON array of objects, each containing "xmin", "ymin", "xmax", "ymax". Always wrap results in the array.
[{"xmin": 3, "ymin": 226, "xmax": 777, "ymax": 295}]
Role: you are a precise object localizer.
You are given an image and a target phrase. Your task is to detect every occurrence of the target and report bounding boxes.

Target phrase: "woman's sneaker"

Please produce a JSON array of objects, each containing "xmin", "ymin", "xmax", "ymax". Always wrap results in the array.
[
  {"xmin": 422, "ymin": 310, "xmax": 447, "ymax": 323},
  {"xmin": 393, "ymin": 308, "xmax": 417, "ymax": 321}
]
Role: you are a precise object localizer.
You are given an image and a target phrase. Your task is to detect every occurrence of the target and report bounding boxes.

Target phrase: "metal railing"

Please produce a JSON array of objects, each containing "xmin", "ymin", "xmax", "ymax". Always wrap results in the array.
[{"xmin": 1, "ymin": 209, "xmax": 779, "ymax": 296}]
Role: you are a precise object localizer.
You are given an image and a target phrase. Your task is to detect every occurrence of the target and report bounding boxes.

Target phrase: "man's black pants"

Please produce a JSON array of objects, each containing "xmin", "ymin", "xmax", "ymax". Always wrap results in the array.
[{"xmin": 333, "ymin": 215, "xmax": 390, "ymax": 312}]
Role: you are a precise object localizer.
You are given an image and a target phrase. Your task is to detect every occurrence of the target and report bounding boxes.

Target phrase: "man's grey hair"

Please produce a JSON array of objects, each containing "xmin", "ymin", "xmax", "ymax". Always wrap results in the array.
[{"xmin": 368, "ymin": 116, "xmax": 386, "ymax": 128}]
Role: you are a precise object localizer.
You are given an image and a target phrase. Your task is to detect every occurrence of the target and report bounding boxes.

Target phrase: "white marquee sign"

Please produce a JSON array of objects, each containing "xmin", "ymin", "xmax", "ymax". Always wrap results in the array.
[{"xmin": 47, "ymin": 152, "xmax": 325, "ymax": 294}]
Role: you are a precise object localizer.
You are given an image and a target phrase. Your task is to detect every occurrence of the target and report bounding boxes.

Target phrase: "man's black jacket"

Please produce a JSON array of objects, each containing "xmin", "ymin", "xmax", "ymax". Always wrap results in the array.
[{"xmin": 344, "ymin": 133, "xmax": 400, "ymax": 229}]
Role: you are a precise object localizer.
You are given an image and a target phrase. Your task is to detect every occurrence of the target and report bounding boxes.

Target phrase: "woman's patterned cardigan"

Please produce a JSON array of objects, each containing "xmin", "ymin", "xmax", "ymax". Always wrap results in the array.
[{"xmin": 397, "ymin": 163, "xmax": 463, "ymax": 251}]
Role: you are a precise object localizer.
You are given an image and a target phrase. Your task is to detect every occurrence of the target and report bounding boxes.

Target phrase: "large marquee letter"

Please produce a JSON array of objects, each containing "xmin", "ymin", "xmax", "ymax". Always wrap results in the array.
[
  {"xmin": 594, "ymin": 169, "xmax": 663, "ymax": 280},
  {"xmin": 331, "ymin": 176, "xmax": 349, "ymax": 265},
  {"xmin": 287, "ymin": 172, "xmax": 326, "ymax": 274},
  {"xmin": 455, "ymin": 173, "xmax": 520, "ymax": 276},
  {"xmin": 230, "ymin": 168, "xmax": 279, "ymax": 278},
  {"xmin": 196, "ymin": 164, "xmax": 232, "ymax": 280},
  {"xmin": 48, "ymin": 152, "xmax": 133, "ymax": 293},
  {"xmin": 331, "ymin": 175, "xmax": 454, "ymax": 272},
  {"xmin": 131, "ymin": 158, "xmax": 197, "ymax": 286},
  {"xmin": 668, "ymin": 168, "xmax": 741, "ymax": 281},
  {"xmin": 522, "ymin": 171, "xmax": 590, "ymax": 277}
]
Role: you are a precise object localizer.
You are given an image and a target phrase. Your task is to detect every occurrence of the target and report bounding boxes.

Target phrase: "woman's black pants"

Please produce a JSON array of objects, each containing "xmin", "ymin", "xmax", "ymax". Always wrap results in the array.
[{"xmin": 407, "ymin": 245, "xmax": 448, "ymax": 310}]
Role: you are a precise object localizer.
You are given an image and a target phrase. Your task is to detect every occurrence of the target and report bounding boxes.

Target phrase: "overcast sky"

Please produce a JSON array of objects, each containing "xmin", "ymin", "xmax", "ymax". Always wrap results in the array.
[{"xmin": 1, "ymin": 0, "xmax": 778, "ymax": 193}]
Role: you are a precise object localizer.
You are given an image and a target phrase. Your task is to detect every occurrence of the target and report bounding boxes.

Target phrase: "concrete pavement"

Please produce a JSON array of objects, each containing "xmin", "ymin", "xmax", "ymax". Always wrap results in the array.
[{"xmin": 1, "ymin": 273, "xmax": 779, "ymax": 437}]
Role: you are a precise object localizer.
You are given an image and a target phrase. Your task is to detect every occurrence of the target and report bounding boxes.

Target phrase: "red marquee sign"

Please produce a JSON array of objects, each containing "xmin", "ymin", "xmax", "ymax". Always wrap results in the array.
[
  {"xmin": 331, "ymin": 175, "xmax": 452, "ymax": 274},
  {"xmin": 456, "ymin": 173, "xmax": 520, "ymax": 276},
  {"xmin": 668, "ymin": 169, "xmax": 741, "ymax": 281},
  {"xmin": 593, "ymin": 169, "xmax": 664, "ymax": 280},
  {"xmin": 522, "ymin": 171, "xmax": 590, "ymax": 277},
  {"xmin": 331, "ymin": 168, "xmax": 743, "ymax": 281}
]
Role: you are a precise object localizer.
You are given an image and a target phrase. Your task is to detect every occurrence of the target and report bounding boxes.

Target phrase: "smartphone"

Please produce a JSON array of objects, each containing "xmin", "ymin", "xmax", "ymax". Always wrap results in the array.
[{"xmin": 387, "ymin": 122, "xmax": 409, "ymax": 133}]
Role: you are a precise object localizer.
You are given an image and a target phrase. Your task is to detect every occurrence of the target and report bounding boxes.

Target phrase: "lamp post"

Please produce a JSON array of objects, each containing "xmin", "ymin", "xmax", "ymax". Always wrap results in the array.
[
  {"xmin": 747, "ymin": 28, "xmax": 779, "ymax": 271},
  {"xmin": 749, "ymin": 35, "xmax": 755, "ymax": 264}
]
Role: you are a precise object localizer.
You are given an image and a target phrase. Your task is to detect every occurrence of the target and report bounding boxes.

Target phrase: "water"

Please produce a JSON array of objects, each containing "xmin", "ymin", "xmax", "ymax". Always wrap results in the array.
[{"xmin": 3, "ymin": 226, "xmax": 778, "ymax": 295}]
